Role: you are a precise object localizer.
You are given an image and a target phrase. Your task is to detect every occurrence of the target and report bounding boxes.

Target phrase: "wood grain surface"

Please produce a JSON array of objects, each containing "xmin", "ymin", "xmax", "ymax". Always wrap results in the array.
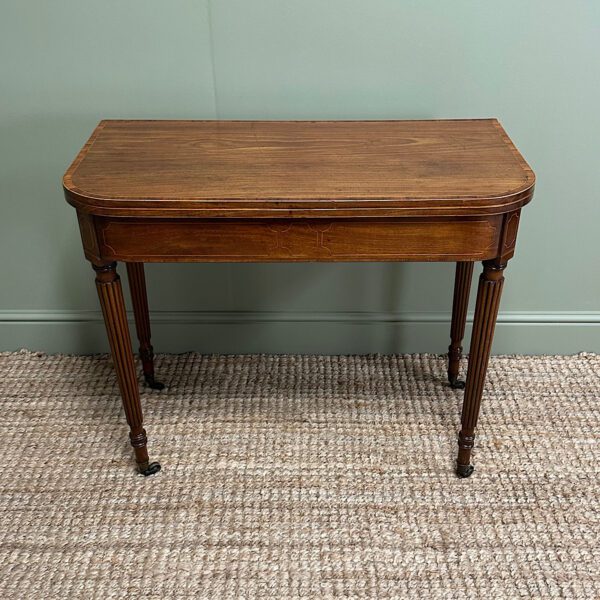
[{"xmin": 63, "ymin": 120, "xmax": 535, "ymax": 218}]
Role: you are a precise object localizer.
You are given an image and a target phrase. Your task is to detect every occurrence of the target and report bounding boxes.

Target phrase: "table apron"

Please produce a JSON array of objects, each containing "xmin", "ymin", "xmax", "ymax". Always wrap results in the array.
[{"xmin": 79, "ymin": 214, "xmax": 510, "ymax": 263}]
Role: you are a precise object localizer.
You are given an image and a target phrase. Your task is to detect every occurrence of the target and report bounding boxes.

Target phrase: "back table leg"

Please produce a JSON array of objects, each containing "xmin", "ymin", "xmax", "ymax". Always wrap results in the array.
[
  {"xmin": 448, "ymin": 261, "xmax": 474, "ymax": 389},
  {"xmin": 456, "ymin": 259, "xmax": 506, "ymax": 478},
  {"xmin": 94, "ymin": 262, "xmax": 161, "ymax": 476},
  {"xmin": 126, "ymin": 262, "xmax": 164, "ymax": 390}
]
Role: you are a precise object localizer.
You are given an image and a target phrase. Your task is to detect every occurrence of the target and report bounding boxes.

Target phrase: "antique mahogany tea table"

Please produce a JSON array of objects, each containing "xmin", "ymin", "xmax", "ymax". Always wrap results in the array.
[{"xmin": 63, "ymin": 119, "xmax": 535, "ymax": 478}]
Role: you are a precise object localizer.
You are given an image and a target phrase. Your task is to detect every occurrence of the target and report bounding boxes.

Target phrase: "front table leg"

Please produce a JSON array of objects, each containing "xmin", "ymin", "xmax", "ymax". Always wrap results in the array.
[
  {"xmin": 456, "ymin": 259, "xmax": 506, "ymax": 478},
  {"xmin": 93, "ymin": 262, "xmax": 161, "ymax": 476}
]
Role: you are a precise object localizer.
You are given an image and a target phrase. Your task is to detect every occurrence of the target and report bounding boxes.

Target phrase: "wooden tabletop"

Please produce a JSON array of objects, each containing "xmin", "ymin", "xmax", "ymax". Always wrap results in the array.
[{"xmin": 63, "ymin": 119, "xmax": 534, "ymax": 218}]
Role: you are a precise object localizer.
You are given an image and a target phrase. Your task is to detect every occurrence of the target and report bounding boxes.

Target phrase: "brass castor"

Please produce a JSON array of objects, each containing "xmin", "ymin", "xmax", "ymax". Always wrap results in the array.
[
  {"xmin": 449, "ymin": 376, "xmax": 466, "ymax": 390},
  {"xmin": 139, "ymin": 461, "xmax": 162, "ymax": 476},
  {"xmin": 456, "ymin": 463, "xmax": 474, "ymax": 478},
  {"xmin": 144, "ymin": 375, "xmax": 165, "ymax": 390}
]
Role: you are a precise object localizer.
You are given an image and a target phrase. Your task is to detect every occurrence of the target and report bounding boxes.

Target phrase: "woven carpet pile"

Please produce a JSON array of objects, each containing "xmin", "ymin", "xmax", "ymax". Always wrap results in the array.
[{"xmin": 0, "ymin": 351, "xmax": 599, "ymax": 598}]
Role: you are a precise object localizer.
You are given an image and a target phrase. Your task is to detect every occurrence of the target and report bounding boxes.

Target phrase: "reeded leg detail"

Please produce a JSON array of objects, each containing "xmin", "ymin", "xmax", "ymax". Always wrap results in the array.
[
  {"xmin": 456, "ymin": 259, "xmax": 506, "ymax": 478},
  {"xmin": 126, "ymin": 262, "xmax": 164, "ymax": 390},
  {"xmin": 448, "ymin": 261, "xmax": 474, "ymax": 389},
  {"xmin": 94, "ymin": 262, "xmax": 161, "ymax": 475}
]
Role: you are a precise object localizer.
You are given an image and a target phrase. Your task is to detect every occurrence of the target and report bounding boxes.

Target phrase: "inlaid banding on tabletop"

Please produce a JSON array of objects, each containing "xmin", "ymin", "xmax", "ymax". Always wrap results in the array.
[{"xmin": 63, "ymin": 119, "xmax": 535, "ymax": 218}]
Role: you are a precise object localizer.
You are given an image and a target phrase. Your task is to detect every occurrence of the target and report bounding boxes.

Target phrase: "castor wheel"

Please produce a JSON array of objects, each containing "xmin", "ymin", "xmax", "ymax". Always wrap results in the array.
[
  {"xmin": 456, "ymin": 463, "xmax": 474, "ymax": 478},
  {"xmin": 449, "ymin": 377, "xmax": 466, "ymax": 390},
  {"xmin": 144, "ymin": 375, "xmax": 165, "ymax": 390},
  {"xmin": 139, "ymin": 461, "xmax": 162, "ymax": 476}
]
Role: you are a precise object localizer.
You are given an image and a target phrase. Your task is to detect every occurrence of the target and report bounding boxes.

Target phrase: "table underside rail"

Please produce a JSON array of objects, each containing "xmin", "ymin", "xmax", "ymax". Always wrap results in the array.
[{"xmin": 78, "ymin": 214, "xmax": 518, "ymax": 263}]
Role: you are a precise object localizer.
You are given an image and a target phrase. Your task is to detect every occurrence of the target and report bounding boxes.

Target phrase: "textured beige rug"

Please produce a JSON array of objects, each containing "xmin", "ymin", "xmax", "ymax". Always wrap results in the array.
[{"xmin": 0, "ymin": 351, "xmax": 599, "ymax": 599}]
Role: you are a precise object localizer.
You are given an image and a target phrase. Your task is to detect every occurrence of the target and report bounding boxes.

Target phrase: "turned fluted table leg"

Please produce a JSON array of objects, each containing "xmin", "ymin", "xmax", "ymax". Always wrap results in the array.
[
  {"xmin": 126, "ymin": 262, "xmax": 164, "ymax": 390},
  {"xmin": 448, "ymin": 261, "xmax": 474, "ymax": 389},
  {"xmin": 456, "ymin": 259, "xmax": 506, "ymax": 478},
  {"xmin": 93, "ymin": 261, "xmax": 161, "ymax": 476}
]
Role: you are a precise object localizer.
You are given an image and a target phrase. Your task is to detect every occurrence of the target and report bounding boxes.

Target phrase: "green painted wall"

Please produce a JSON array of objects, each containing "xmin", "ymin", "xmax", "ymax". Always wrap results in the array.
[{"xmin": 1, "ymin": 1, "xmax": 599, "ymax": 354}]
